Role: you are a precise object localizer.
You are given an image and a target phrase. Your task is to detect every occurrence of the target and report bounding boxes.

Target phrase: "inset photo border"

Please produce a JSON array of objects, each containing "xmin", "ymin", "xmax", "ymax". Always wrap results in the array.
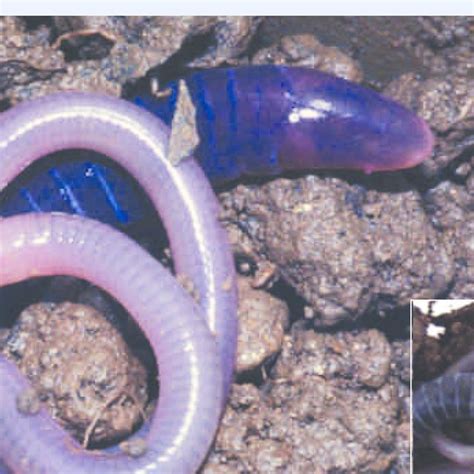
[{"xmin": 412, "ymin": 299, "xmax": 474, "ymax": 473}]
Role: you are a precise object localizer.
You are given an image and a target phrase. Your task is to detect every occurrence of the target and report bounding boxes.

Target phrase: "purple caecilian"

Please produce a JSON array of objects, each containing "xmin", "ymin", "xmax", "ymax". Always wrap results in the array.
[
  {"xmin": 134, "ymin": 65, "xmax": 434, "ymax": 183},
  {"xmin": 0, "ymin": 65, "xmax": 434, "ymax": 473},
  {"xmin": 1, "ymin": 66, "xmax": 434, "ymax": 227}
]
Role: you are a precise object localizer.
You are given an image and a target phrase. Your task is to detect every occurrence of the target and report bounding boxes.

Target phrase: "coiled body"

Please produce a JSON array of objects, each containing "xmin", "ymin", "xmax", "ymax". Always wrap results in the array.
[
  {"xmin": 413, "ymin": 351, "xmax": 474, "ymax": 471},
  {"xmin": 0, "ymin": 67, "xmax": 434, "ymax": 473},
  {"xmin": 0, "ymin": 213, "xmax": 223, "ymax": 473},
  {"xmin": 0, "ymin": 92, "xmax": 237, "ymax": 473}
]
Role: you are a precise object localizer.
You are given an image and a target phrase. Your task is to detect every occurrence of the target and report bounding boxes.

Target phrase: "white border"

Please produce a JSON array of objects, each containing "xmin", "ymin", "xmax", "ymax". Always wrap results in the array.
[
  {"xmin": 1, "ymin": 0, "xmax": 473, "ymax": 16},
  {"xmin": 412, "ymin": 299, "xmax": 474, "ymax": 317}
]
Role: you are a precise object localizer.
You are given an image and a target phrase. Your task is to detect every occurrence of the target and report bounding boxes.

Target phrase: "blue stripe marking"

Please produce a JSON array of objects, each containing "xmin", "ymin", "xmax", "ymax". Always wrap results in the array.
[
  {"xmin": 48, "ymin": 167, "xmax": 85, "ymax": 216},
  {"xmin": 278, "ymin": 66, "xmax": 296, "ymax": 101},
  {"xmin": 252, "ymin": 82, "xmax": 263, "ymax": 157},
  {"xmin": 193, "ymin": 72, "xmax": 216, "ymax": 122},
  {"xmin": 20, "ymin": 188, "xmax": 42, "ymax": 212},
  {"xmin": 269, "ymin": 147, "xmax": 278, "ymax": 167},
  {"xmin": 192, "ymin": 72, "xmax": 218, "ymax": 173},
  {"xmin": 226, "ymin": 69, "xmax": 238, "ymax": 133},
  {"xmin": 264, "ymin": 66, "xmax": 293, "ymax": 172},
  {"xmin": 88, "ymin": 163, "xmax": 128, "ymax": 224}
]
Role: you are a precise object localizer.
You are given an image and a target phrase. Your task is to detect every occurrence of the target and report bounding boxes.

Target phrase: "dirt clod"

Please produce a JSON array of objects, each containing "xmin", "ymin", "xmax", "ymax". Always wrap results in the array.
[{"xmin": 2, "ymin": 302, "xmax": 148, "ymax": 446}]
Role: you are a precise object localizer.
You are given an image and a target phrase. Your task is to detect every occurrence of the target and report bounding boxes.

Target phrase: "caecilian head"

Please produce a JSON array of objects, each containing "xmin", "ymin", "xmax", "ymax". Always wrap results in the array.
[
  {"xmin": 279, "ymin": 68, "xmax": 435, "ymax": 174},
  {"xmin": 356, "ymin": 100, "xmax": 435, "ymax": 174}
]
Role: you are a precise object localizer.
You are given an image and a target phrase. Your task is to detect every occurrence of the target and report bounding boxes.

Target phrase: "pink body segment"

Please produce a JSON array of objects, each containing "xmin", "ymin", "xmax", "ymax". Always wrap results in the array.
[{"xmin": 0, "ymin": 93, "xmax": 238, "ymax": 473}]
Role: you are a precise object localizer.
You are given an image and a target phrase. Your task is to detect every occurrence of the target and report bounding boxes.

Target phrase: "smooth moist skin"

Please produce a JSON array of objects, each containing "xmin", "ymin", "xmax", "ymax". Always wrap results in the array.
[
  {"xmin": 0, "ymin": 92, "xmax": 238, "ymax": 473},
  {"xmin": 1, "ymin": 66, "xmax": 435, "ymax": 223},
  {"xmin": 0, "ymin": 156, "xmax": 152, "ymax": 228},
  {"xmin": 134, "ymin": 65, "xmax": 434, "ymax": 183},
  {"xmin": 414, "ymin": 351, "xmax": 474, "ymax": 471},
  {"xmin": 0, "ymin": 70, "xmax": 435, "ymax": 473},
  {"xmin": 0, "ymin": 213, "xmax": 223, "ymax": 473},
  {"xmin": 0, "ymin": 92, "xmax": 238, "ymax": 393}
]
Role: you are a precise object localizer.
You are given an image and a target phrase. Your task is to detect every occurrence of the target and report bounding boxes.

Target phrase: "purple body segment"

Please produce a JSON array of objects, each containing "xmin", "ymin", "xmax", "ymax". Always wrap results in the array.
[
  {"xmin": 1, "ymin": 66, "xmax": 434, "ymax": 229},
  {"xmin": 0, "ymin": 156, "xmax": 150, "ymax": 228},
  {"xmin": 135, "ymin": 65, "xmax": 434, "ymax": 183}
]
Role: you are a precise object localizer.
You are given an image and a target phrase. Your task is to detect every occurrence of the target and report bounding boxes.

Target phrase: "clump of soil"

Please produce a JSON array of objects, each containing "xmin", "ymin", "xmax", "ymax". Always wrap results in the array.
[{"xmin": 1, "ymin": 302, "xmax": 149, "ymax": 447}]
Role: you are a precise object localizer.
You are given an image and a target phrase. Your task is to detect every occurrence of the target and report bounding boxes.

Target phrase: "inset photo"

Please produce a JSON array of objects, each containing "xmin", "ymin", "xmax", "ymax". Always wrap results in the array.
[{"xmin": 412, "ymin": 299, "xmax": 474, "ymax": 473}]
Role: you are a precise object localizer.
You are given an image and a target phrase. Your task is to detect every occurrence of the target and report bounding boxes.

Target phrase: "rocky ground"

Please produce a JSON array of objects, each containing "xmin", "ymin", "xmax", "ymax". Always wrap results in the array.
[{"xmin": 0, "ymin": 16, "xmax": 472, "ymax": 473}]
